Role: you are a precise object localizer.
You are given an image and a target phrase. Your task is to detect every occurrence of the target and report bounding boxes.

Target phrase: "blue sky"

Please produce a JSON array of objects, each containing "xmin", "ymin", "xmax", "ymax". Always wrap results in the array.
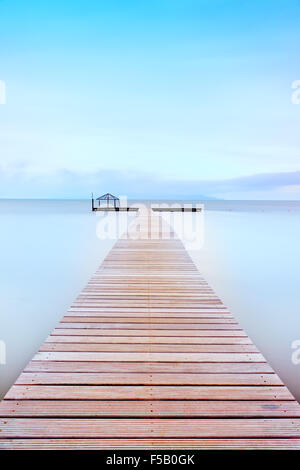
[{"xmin": 0, "ymin": 0, "xmax": 300, "ymax": 199}]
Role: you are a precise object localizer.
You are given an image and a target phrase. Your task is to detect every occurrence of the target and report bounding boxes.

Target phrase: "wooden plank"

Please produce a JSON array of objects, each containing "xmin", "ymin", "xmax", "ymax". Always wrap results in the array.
[
  {"xmin": 24, "ymin": 361, "xmax": 275, "ymax": 374},
  {"xmin": 1, "ymin": 438, "xmax": 300, "ymax": 450},
  {"xmin": 52, "ymin": 328, "xmax": 248, "ymax": 337},
  {"xmin": 65, "ymin": 312, "xmax": 233, "ymax": 318},
  {"xmin": 39, "ymin": 343, "xmax": 259, "ymax": 353},
  {"xmin": 2, "ymin": 400, "xmax": 299, "ymax": 417},
  {"xmin": 14, "ymin": 372, "xmax": 282, "ymax": 385},
  {"xmin": 32, "ymin": 351, "xmax": 266, "ymax": 362},
  {"xmin": 1, "ymin": 418, "xmax": 300, "ymax": 438},
  {"xmin": 4, "ymin": 385, "xmax": 293, "ymax": 400},
  {"xmin": 61, "ymin": 316, "xmax": 237, "ymax": 323},
  {"xmin": 45, "ymin": 335, "xmax": 253, "ymax": 344},
  {"xmin": 56, "ymin": 322, "xmax": 244, "ymax": 330}
]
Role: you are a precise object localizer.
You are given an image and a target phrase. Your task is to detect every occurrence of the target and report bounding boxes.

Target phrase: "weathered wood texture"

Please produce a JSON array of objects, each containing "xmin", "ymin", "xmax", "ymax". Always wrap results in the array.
[{"xmin": 1, "ymin": 210, "xmax": 299, "ymax": 450}]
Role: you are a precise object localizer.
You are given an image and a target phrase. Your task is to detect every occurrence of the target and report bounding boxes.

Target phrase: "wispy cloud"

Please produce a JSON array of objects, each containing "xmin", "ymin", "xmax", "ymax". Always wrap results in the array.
[{"xmin": 0, "ymin": 166, "xmax": 300, "ymax": 200}]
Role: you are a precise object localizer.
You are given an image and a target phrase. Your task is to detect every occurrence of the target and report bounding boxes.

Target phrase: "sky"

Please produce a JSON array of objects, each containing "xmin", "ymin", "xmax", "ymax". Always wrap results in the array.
[{"xmin": 0, "ymin": 0, "xmax": 300, "ymax": 199}]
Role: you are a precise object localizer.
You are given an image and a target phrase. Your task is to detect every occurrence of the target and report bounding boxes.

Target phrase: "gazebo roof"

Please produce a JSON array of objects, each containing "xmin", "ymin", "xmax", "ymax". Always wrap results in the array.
[{"xmin": 96, "ymin": 193, "xmax": 119, "ymax": 201}]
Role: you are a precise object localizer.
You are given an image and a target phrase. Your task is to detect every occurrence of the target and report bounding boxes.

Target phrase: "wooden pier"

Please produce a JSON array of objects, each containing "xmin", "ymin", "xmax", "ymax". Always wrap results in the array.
[
  {"xmin": 1, "ymin": 209, "xmax": 300, "ymax": 449},
  {"xmin": 151, "ymin": 207, "xmax": 201, "ymax": 212},
  {"xmin": 92, "ymin": 207, "xmax": 138, "ymax": 211}
]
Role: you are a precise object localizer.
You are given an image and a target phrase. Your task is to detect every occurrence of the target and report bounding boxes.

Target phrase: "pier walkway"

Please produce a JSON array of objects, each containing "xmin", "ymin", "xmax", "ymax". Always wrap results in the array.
[{"xmin": 1, "ymin": 210, "xmax": 300, "ymax": 449}]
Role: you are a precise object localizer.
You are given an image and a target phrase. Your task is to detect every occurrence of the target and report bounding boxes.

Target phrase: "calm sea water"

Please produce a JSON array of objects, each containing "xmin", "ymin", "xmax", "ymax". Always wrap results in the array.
[{"xmin": 0, "ymin": 200, "xmax": 299, "ymax": 401}]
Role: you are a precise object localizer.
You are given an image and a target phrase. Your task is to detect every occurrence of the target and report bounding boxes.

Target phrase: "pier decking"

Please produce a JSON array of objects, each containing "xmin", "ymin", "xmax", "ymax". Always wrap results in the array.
[{"xmin": 1, "ymin": 210, "xmax": 300, "ymax": 449}]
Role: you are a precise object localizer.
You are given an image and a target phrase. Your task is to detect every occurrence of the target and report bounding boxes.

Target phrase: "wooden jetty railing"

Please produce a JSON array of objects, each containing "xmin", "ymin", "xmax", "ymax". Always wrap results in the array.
[{"xmin": 0, "ymin": 209, "xmax": 300, "ymax": 449}]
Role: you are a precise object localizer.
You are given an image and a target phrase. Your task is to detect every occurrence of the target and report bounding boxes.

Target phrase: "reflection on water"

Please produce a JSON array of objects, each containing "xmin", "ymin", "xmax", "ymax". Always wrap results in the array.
[
  {"xmin": 0, "ymin": 200, "xmax": 299, "ymax": 401},
  {"xmin": 0, "ymin": 201, "xmax": 127, "ymax": 398},
  {"xmin": 189, "ymin": 202, "xmax": 300, "ymax": 402}
]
